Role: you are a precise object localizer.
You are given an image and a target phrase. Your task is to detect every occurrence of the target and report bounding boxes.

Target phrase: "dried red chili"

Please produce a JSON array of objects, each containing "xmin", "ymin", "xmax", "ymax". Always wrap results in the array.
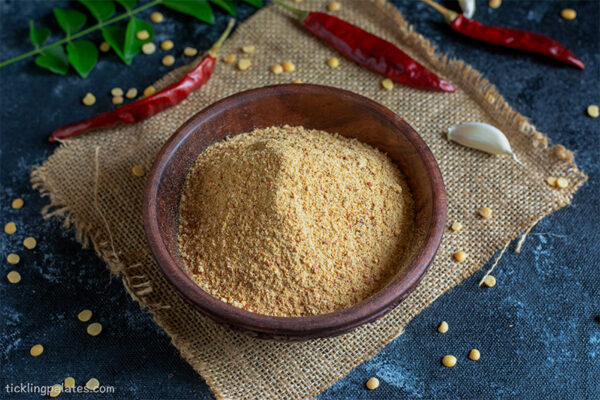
[
  {"xmin": 49, "ymin": 19, "xmax": 236, "ymax": 143},
  {"xmin": 421, "ymin": 0, "xmax": 584, "ymax": 70},
  {"xmin": 273, "ymin": 0, "xmax": 455, "ymax": 92}
]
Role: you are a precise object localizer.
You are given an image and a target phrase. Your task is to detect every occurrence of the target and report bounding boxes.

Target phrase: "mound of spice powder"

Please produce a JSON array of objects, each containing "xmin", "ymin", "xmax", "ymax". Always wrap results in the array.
[{"xmin": 178, "ymin": 126, "xmax": 414, "ymax": 317}]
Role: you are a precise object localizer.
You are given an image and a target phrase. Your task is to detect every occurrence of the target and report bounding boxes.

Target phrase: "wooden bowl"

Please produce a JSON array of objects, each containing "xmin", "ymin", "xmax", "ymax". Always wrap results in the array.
[{"xmin": 143, "ymin": 84, "xmax": 446, "ymax": 341}]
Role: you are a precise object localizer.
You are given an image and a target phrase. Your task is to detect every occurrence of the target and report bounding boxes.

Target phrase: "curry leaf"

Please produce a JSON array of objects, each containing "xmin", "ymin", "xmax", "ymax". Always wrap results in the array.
[
  {"xmin": 29, "ymin": 20, "xmax": 51, "ymax": 48},
  {"xmin": 242, "ymin": 0, "xmax": 262, "ymax": 7},
  {"xmin": 115, "ymin": 0, "xmax": 137, "ymax": 11},
  {"xmin": 35, "ymin": 45, "xmax": 69, "ymax": 75},
  {"xmin": 102, "ymin": 26, "xmax": 132, "ymax": 65},
  {"xmin": 163, "ymin": 0, "xmax": 215, "ymax": 24},
  {"xmin": 210, "ymin": 0, "xmax": 236, "ymax": 16},
  {"xmin": 67, "ymin": 40, "xmax": 98, "ymax": 78},
  {"xmin": 53, "ymin": 8, "xmax": 87, "ymax": 36},
  {"xmin": 124, "ymin": 17, "xmax": 154, "ymax": 60},
  {"xmin": 79, "ymin": 0, "xmax": 116, "ymax": 22}
]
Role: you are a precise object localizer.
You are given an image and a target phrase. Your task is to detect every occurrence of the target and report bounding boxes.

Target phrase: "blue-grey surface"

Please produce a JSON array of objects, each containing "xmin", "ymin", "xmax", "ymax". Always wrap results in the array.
[{"xmin": 1, "ymin": 1, "xmax": 598, "ymax": 399}]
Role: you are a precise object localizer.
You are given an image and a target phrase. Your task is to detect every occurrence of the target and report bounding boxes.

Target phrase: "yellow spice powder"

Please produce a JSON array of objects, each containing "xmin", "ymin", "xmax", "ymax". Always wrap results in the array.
[{"xmin": 178, "ymin": 126, "xmax": 414, "ymax": 317}]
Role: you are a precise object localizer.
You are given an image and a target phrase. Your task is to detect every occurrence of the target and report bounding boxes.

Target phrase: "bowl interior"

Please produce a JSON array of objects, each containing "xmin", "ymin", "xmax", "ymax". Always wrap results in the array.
[{"xmin": 144, "ymin": 84, "xmax": 446, "ymax": 340}]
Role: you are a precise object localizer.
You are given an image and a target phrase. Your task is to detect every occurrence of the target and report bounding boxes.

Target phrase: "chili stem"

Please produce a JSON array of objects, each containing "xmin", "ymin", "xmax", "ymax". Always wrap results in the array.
[
  {"xmin": 420, "ymin": 0, "xmax": 457, "ymax": 24},
  {"xmin": 0, "ymin": 0, "xmax": 163, "ymax": 68},
  {"xmin": 272, "ymin": 0, "xmax": 309, "ymax": 23},
  {"xmin": 208, "ymin": 18, "xmax": 236, "ymax": 57}
]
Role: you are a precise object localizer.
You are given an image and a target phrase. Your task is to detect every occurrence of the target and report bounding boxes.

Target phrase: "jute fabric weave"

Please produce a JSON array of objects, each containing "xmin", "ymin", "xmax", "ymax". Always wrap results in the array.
[{"xmin": 32, "ymin": 1, "xmax": 586, "ymax": 399}]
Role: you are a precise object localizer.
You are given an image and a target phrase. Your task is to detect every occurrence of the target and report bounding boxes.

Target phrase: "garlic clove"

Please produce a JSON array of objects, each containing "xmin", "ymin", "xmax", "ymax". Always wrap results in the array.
[
  {"xmin": 458, "ymin": 0, "xmax": 476, "ymax": 18},
  {"xmin": 448, "ymin": 122, "xmax": 523, "ymax": 165}
]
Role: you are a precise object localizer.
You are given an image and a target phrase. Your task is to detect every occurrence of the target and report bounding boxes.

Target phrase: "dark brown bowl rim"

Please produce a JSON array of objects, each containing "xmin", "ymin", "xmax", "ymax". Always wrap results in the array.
[{"xmin": 143, "ymin": 84, "xmax": 446, "ymax": 339}]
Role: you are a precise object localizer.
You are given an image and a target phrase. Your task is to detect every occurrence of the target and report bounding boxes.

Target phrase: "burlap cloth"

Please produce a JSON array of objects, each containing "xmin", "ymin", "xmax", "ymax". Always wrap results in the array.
[{"xmin": 31, "ymin": 1, "xmax": 587, "ymax": 399}]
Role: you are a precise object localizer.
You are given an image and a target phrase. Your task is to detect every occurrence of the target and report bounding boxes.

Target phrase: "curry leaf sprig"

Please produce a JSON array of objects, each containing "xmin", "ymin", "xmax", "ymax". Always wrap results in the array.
[{"xmin": 0, "ymin": 0, "xmax": 262, "ymax": 78}]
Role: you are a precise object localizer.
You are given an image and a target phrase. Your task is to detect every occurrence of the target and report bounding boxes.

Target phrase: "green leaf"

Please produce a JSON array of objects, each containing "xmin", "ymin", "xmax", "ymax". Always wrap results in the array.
[
  {"xmin": 102, "ymin": 26, "xmax": 132, "ymax": 65},
  {"xmin": 124, "ymin": 17, "xmax": 154, "ymax": 60},
  {"xmin": 53, "ymin": 8, "xmax": 87, "ymax": 36},
  {"xmin": 209, "ymin": 0, "xmax": 236, "ymax": 16},
  {"xmin": 35, "ymin": 45, "xmax": 69, "ymax": 75},
  {"xmin": 79, "ymin": 0, "xmax": 116, "ymax": 21},
  {"xmin": 241, "ymin": 0, "xmax": 262, "ymax": 7},
  {"xmin": 29, "ymin": 20, "xmax": 51, "ymax": 48},
  {"xmin": 115, "ymin": 0, "xmax": 137, "ymax": 11},
  {"xmin": 67, "ymin": 40, "xmax": 98, "ymax": 78},
  {"xmin": 163, "ymin": 0, "xmax": 214, "ymax": 24}
]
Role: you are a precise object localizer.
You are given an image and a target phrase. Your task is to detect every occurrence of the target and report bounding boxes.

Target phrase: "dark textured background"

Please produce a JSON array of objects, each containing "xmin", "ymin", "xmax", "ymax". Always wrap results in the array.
[{"xmin": 1, "ymin": 1, "xmax": 598, "ymax": 399}]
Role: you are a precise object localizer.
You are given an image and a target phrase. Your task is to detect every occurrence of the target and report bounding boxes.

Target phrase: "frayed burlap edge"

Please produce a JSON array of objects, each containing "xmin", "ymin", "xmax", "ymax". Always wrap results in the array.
[{"xmin": 30, "ymin": 1, "xmax": 587, "ymax": 399}]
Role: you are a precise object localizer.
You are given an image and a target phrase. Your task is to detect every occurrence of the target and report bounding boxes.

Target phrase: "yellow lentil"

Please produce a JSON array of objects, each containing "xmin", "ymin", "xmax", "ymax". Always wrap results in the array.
[
  {"xmin": 293, "ymin": 79, "xmax": 303, "ymax": 84},
  {"xmin": 560, "ymin": 9, "xmax": 576, "ymax": 20},
  {"xmin": 237, "ymin": 58, "xmax": 252, "ymax": 71},
  {"xmin": 556, "ymin": 177, "xmax": 569, "ymax": 188},
  {"xmin": 110, "ymin": 87, "xmax": 123, "ymax": 97},
  {"xmin": 587, "ymin": 105, "xmax": 599, "ymax": 118},
  {"xmin": 142, "ymin": 42, "xmax": 156, "ymax": 54},
  {"xmin": 241, "ymin": 45, "xmax": 256, "ymax": 54},
  {"xmin": 442, "ymin": 355, "xmax": 457, "ymax": 367},
  {"xmin": 136, "ymin": 30, "xmax": 150, "ymax": 40},
  {"xmin": 162, "ymin": 55, "xmax": 175, "ymax": 66},
  {"xmin": 150, "ymin": 11, "xmax": 164, "ymax": 23},
  {"xmin": 7, "ymin": 271, "xmax": 21, "ymax": 284},
  {"xmin": 184, "ymin": 47, "xmax": 198, "ymax": 57},
  {"xmin": 64, "ymin": 377, "xmax": 75, "ymax": 389},
  {"xmin": 328, "ymin": 1, "xmax": 341, "ymax": 12},
  {"xmin": 327, "ymin": 57, "xmax": 340, "ymax": 68},
  {"xmin": 23, "ymin": 237, "xmax": 37, "ymax": 250},
  {"xmin": 49, "ymin": 384, "xmax": 62, "ymax": 398},
  {"xmin": 99, "ymin": 41, "xmax": 110, "ymax": 52},
  {"xmin": 7, "ymin": 253, "xmax": 20, "ymax": 265},
  {"xmin": 223, "ymin": 54, "xmax": 236, "ymax": 63},
  {"xmin": 11, "ymin": 198, "xmax": 24, "ymax": 209},
  {"xmin": 365, "ymin": 377, "xmax": 379, "ymax": 390},
  {"xmin": 85, "ymin": 378, "xmax": 100, "ymax": 391},
  {"xmin": 482, "ymin": 275, "xmax": 496, "ymax": 287},
  {"xmin": 453, "ymin": 251, "xmax": 467, "ymax": 262},
  {"xmin": 143, "ymin": 86, "xmax": 156, "ymax": 97},
  {"xmin": 437, "ymin": 321, "xmax": 449, "ymax": 333},
  {"xmin": 132, "ymin": 165, "xmax": 146, "ymax": 177},
  {"xmin": 381, "ymin": 78, "xmax": 394, "ymax": 90},
  {"xmin": 78, "ymin": 309, "xmax": 93, "ymax": 322},
  {"xmin": 468, "ymin": 349, "xmax": 481, "ymax": 361},
  {"xmin": 87, "ymin": 322, "xmax": 103, "ymax": 336},
  {"xmin": 450, "ymin": 221, "xmax": 463, "ymax": 232},
  {"xmin": 488, "ymin": 0, "xmax": 501, "ymax": 8},
  {"xmin": 271, "ymin": 64, "xmax": 284, "ymax": 74},
  {"xmin": 82, "ymin": 93, "xmax": 96, "ymax": 106},
  {"xmin": 282, "ymin": 61, "xmax": 296, "ymax": 72},
  {"xmin": 479, "ymin": 206, "xmax": 492, "ymax": 219},
  {"xmin": 546, "ymin": 176, "xmax": 557, "ymax": 186},
  {"xmin": 4, "ymin": 222, "xmax": 16, "ymax": 234},
  {"xmin": 112, "ymin": 96, "xmax": 124, "ymax": 105},
  {"xmin": 126, "ymin": 88, "xmax": 138, "ymax": 99},
  {"xmin": 160, "ymin": 40, "xmax": 174, "ymax": 50},
  {"xmin": 30, "ymin": 344, "xmax": 44, "ymax": 357}
]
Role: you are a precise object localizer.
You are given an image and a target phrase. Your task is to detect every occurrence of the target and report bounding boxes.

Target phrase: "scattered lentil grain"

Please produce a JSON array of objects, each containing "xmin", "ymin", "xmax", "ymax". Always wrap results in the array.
[
  {"xmin": 184, "ymin": 47, "xmax": 198, "ymax": 57},
  {"xmin": 381, "ymin": 78, "xmax": 394, "ymax": 90},
  {"xmin": 223, "ymin": 54, "xmax": 236, "ymax": 63},
  {"xmin": 136, "ymin": 30, "xmax": 150, "ymax": 40},
  {"xmin": 99, "ymin": 41, "xmax": 110, "ymax": 52},
  {"xmin": 4, "ymin": 222, "xmax": 16, "ymax": 234},
  {"xmin": 560, "ymin": 9, "xmax": 576, "ymax": 20},
  {"xmin": 237, "ymin": 58, "xmax": 251, "ymax": 71},
  {"xmin": 132, "ymin": 165, "xmax": 146, "ymax": 177},
  {"xmin": 488, "ymin": 0, "xmax": 501, "ymax": 8},
  {"xmin": 271, "ymin": 64, "xmax": 284, "ymax": 74},
  {"xmin": 241, "ymin": 45, "xmax": 256, "ymax": 54},
  {"xmin": 479, "ymin": 206, "xmax": 492, "ymax": 219},
  {"xmin": 7, "ymin": 253, "xmax": 20, "ymax": 265},
  {"xmin": 556, "ymin": 177, "xmax": 569, "ymax": 188},
  {"xmin": 126, "ymin": 88, "xmax": 138, "ymax": 99},
  {"xmin": 450, "ymin": 221, "xmax": 463, "ymax": 232},
  {"xmin": 160, "ymin": 40, "xmax": 174, "ymax": 50},
  {"xmin": 293, "ymin": 79, "xmax": 303, "ymax": 84},
  {"xmin": 438, "ymin": 321, "xmax": 449, "ymax": 333},
  {"xmin": 110, "ymin": 88, "xmax": 123, "ymax": 97},
  {"xmin": 142, "ymin": 42, "xmax": 156, "ymax": 54},
  {"xmin": 143, "ymin": 86, "xmax": 156, "ymax": 97},
  {"xmin": 150, "ymin": 11, "xmax": 164, "ymax": 23},
  {"xmin": 30, "ymin": 344, "xmax": 44, "ymax": 357},
  {"xmin": 78, "ymin": 309, "xmax": 93, "ymax": 322},
  {"xmin": 365, "ymin": 377, "xmax": 379, "ymax": 390},
  {"xmin": 87, "ymin": 322, "xmax": 103, "ymax": 336},
  {"xmin": 11, "ymin": 198, "xmax": 24, "ymax": 209},
  {"xmin": 64, "ymin": 377, "xmax": 75, "ymax": 389},
  {"xmin": 469, "ymin": 349, "xmax": 481, "ymax": 361},
  {"xmin": 453, "ymin": 251, "xmax": 467, "ymax": 262},
  {"xmin": 328, "ymin": 1, "xmax": 341, "ymax": 12},
  {"xmin": 82, "ymin": 93, "xmax": 96, "ymax": 106},
  {"xmin": 7, "ymin": 271, "xmax": 21, "ymax": 284},
  {"xmin": 112, "ymin": 96, "xmax": 124, "ymax": 105},
  {"xmin": 587, "ymin": 105, "xmax": 599, "ymax": 118},
  {"xmin": 546, "ymin": 176, "xmax": 557, "ymax": 186},
  {"xmin": 482, "ymin": 275, "xmax": 496, "ymax": 287},
  {"xmin": 23, "ymin": 237, "xmax": 37, "ymax": 250},
  {"xmin": 442, "ymin": 355, "xmax": 456, "ymax": 367},
  {"xmin": 282, "ymin": 61, "xmax": 296, "ymax": 72},
  {"xmin": 162, "ymin": 55, "xmax": 175, "ymax": 66},
  {"xmin": 50, "ymin": 384, "xmax": 62, "ymax": 398},
  {"xmin": 327, "ymin": 57, "xmax": 340, "ymax": 68},
  {"xmin": 85, "ymin": 378, "xmax": 100, "ymax": 391}
]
